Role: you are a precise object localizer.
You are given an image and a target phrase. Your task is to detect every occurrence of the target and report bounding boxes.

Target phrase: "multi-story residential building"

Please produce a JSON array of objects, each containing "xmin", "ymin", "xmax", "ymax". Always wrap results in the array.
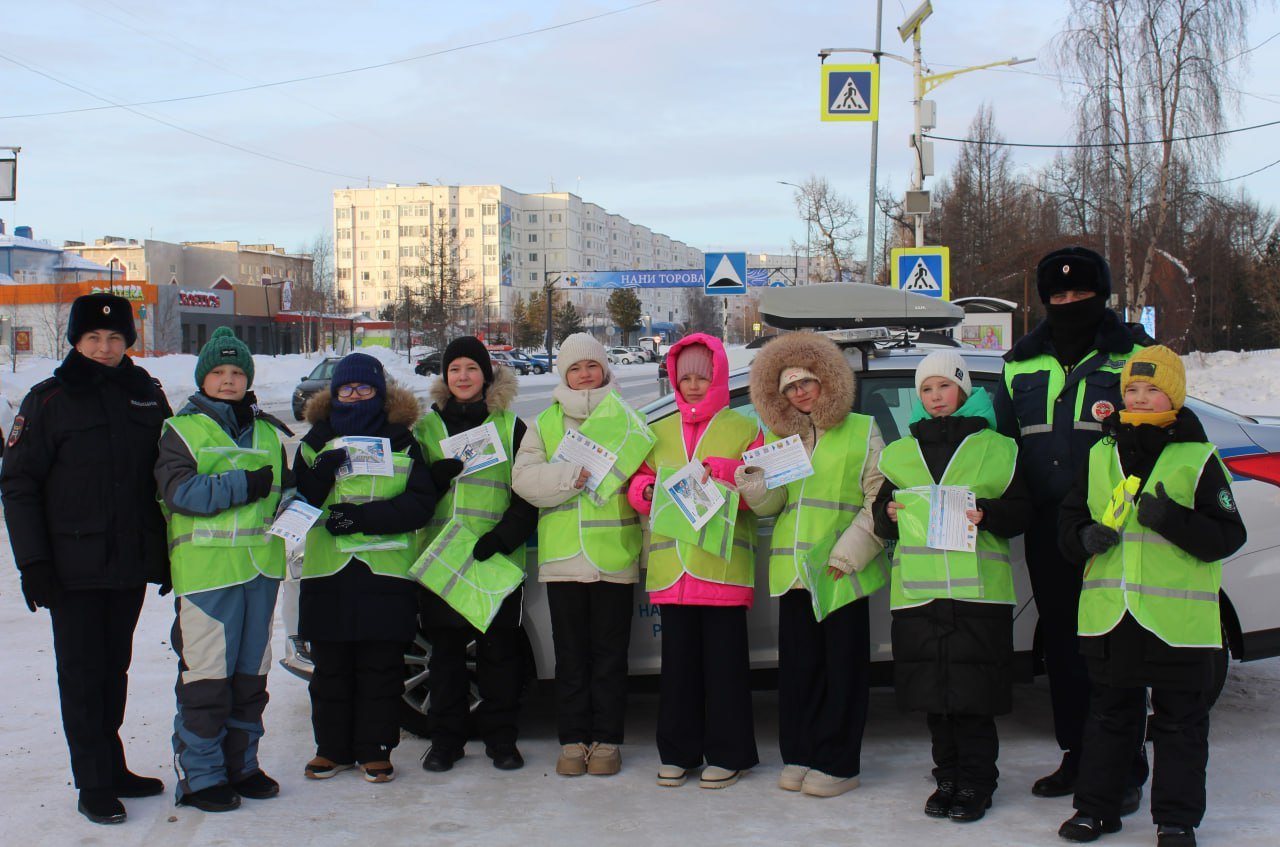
[
  {"xmin": 65, "ymin": 237, "xmax": 312, "ymax": 289},
  {"xmin": 331, "ymin": 184, "xmax": 707, "ymax": 332}
]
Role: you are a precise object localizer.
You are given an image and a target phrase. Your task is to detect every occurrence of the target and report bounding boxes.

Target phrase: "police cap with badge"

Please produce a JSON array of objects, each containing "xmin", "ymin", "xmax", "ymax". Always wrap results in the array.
[{"xmin": 1036, "ymin": 246, "xmax": 1112, "ymax": 304}]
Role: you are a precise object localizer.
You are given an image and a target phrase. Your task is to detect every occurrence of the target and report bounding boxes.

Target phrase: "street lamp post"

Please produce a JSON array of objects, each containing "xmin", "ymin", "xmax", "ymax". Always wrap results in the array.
[{"xmin": 777, "ymin": 180, "xmax": 812, "ymax": 283}]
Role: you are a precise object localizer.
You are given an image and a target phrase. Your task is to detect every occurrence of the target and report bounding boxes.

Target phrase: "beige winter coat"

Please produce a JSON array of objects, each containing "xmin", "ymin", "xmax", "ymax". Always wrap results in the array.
[
  {"xmin": 733, "ymin": 331, "xmax": 885, "ymax": 580},
  {"xmin": 511, "ymin": 377, "xmax": 639, "ymax": 584}
]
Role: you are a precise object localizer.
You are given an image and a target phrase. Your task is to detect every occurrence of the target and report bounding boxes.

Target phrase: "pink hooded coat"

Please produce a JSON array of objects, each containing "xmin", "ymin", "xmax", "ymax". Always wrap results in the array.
[{"xmin": 627, "ymin": 333, "xmax": 763, "ymax": 607}]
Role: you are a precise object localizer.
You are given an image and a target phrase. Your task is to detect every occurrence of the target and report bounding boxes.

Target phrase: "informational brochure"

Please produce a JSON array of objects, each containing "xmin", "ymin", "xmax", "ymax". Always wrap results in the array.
[
  {"xmin": 335, "ymin": 436, "xmax": 394, "ymax": 478},
  {"xmin": 267, "ymin": 500, "xmax": 323, "ymax": 548},
  {"xmin": 661, "ymin": 459, "xmax": 727, "ymax": 531},
  {"xmin": 439, "ymin": 421, "xmax": 508, "ymax": 477},
  {"xmin": 550, "ymin": 428, "xmax": 618, "ymax": 493},
  {"xmin": 924, "ymin": 485, "xmax": 978, "ymax": 553},
  {"xmin": 741, "ymin": 435, "xmax": 815, "ymax": 489}
]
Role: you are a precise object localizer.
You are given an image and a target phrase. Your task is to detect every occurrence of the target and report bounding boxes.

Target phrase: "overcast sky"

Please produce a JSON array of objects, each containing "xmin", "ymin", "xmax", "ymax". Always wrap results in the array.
[{"xmin": 2, "ymin": 0, "xmax": 1278, "ymax": 258}]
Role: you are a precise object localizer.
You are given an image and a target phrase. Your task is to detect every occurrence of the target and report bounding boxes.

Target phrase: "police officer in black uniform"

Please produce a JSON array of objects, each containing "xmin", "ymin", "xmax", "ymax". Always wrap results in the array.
[
  {"xmin": 994, "ymin": 248, "xmax": 1151, "ymax": 810},
  {"xmin": 2, "ymin": 293, "xmax": 172, "ymax": 825}
]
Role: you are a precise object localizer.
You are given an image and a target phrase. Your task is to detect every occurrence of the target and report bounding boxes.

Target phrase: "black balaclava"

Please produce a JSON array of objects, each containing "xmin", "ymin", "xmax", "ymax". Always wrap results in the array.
[{"xmin": 1046, "ymin": 295, "xmax": 1108, "ymax": 368}]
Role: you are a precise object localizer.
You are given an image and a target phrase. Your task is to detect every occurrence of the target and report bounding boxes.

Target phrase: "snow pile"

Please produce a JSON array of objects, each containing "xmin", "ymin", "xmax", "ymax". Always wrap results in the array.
[{"xmin": 1184, "ymin": 349, "xmax": 1280, "ymax": 417}]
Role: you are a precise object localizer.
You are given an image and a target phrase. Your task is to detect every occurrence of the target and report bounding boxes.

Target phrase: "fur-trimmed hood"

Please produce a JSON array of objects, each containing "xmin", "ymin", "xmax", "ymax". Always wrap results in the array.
[
  {"xmin": 303, "ymin": 379, "xmax": 421, "ymax": 426},
  {"xmin": 427, "ymin": 360, "xmax": 518, "ymax": 413},
  {"xmin": 748, "ymin": 331, "xmax": 856, "ymax": 436}
]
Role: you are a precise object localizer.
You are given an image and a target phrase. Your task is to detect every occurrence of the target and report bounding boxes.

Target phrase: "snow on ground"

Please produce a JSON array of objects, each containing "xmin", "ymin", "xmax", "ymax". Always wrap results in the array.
[{"xmin": 0, "ymin": 346, "xmax": 1278, "ymax": 844}]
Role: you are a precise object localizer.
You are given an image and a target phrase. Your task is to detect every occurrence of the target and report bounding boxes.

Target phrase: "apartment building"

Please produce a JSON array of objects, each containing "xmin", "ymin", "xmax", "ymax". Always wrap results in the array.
[{"xmin": 331, "ymin": 184, "xmax": 706, "ymax": 328}]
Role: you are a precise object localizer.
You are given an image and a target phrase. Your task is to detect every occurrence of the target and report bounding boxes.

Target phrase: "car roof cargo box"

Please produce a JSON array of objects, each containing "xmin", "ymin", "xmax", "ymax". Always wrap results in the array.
[{"xmin": 759, "ymin": 283, "xmax": 964, "ymax": 331}]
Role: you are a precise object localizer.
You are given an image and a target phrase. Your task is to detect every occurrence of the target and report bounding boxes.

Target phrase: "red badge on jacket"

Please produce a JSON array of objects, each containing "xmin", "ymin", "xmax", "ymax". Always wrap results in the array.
[
  {"xmin": 1091, "ymin": 401, "xmax": 1115, "ymax": 422},
  {"xmin": 6, "ymin": 415, "xmax": 25, "ymax": 447}
]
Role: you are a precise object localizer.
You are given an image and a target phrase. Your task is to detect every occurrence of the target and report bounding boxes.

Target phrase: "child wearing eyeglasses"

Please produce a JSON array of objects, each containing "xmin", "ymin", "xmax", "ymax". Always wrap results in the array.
[{"xmin": 294, "ymin": 353, "xmax": 449, "ymax": 784}]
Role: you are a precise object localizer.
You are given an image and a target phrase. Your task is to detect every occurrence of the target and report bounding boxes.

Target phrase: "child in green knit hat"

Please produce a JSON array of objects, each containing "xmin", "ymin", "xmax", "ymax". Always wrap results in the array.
[{"xmin": 154, "ymin": 325, "xmax": 295, "ymax": 811}]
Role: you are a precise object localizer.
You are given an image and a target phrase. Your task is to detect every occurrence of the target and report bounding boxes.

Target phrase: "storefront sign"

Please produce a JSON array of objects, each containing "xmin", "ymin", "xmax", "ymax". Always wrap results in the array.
[
  {"xmin": 91, "ymin": 284, "xmax": 145, "ymax": 301},
  {"xmin": 179, "ymin": 290, "xmax": 222, "ymax": 309}
]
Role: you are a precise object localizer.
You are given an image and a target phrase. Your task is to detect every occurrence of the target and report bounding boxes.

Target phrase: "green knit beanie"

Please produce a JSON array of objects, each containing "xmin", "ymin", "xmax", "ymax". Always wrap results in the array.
[{"xmin": 196, "ymin": 326, "xmax": 254, "ymax": 388}]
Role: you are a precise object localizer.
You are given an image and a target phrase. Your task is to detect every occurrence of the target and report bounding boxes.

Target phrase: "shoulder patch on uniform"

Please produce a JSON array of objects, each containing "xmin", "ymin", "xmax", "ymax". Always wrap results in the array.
[
  {"xmin": 1217, "ymin": 488, "xmax": 1237, "ymax": 513},
  {"xmin": 7, "ymin": 415, "xmax": 25, "ymax": 447}
]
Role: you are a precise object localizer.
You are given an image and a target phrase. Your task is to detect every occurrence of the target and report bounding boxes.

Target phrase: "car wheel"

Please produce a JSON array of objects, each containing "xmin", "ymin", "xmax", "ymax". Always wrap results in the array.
[
  {"xmin": 292, "ymin": 406, "xmax": 304, "ymax": 421},
  {"xmin": 532, "ymin": 365, "xmax": 544, "ymax": 375},
  {"xmin": 399, "ymin": 629, "xmax": 479, "ymax": 738}
]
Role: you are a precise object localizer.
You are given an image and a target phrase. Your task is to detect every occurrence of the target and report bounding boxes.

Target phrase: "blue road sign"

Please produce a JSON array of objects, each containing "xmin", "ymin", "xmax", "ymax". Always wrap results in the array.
[
  {"xmin": 703, "ymin": 252, "xmax": 748, "ymax": 295},
  {"xmin": 821, "ymin": 64, "xmax": 879, "ymax": 122},
  {"xmin": 890, "ymin": 246, "xmax": 951, "ymax": 300}
]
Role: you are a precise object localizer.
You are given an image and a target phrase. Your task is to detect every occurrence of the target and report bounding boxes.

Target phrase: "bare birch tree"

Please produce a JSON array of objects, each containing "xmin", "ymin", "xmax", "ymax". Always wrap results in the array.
[
  {"xmin": 789, "ymin": 176, "xmax": 863, "ymax": 282},
  {"xmin": 1057, "ymin": 0, "xmax": 1257, "ymax": 318}
]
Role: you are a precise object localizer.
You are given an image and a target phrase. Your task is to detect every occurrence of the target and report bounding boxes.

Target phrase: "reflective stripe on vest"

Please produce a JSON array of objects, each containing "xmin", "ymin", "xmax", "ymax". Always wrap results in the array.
[
  {"xmin": 408, "ymin": 519, "xmax": 524, "ymax": 632},
  {"xmin": 162, "ymin": 414, "xmax": 285, "ymax": 596},
  {"xmin": 1003, "ymin": 346, "xmax": 1141, "ymax": 436},
  {"xmin": 534, "ymin": 404, "xmax": 641, "ymax": 573},
  {"xmin": 300, "ymin": 437, "xmax": 420, "ymax": 580},
  {"xmin": 644, "ymin": 408, "xmax": 759, "ymax": 592},
  {"xmin": 1080, "ymin": 440, "xmax": 1224, "ymax": 647},
  {"xmin": 766, "ymin": 414, "xmax": 886, "ymax": 610},
  {"xmin": 878, "ymin": 427, "xmax": 1018, "ymax": 610},
  {"xmin": 413, "ymin": 410, "xmax": 526, "ymax": 570}
]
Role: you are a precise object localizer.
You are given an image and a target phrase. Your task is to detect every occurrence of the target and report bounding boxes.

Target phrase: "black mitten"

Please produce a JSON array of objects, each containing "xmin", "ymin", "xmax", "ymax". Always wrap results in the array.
[
  {"xmin": 1137, "ymin": 481, "xmax": 1181, "ymax": 531},
  {"xmin": 472, "ymin": 532, "xmax": 503, "ymax": 561},
  {"xmin": 311, "ymin": 448, "xmax": 348, "ymax": 481},
  {"xmin": 1079, "ymin": 523, "xmax": 1120, "ymax": 555},
  {"xmin": 243, "ymin": 466, "xmax": 275, "ymax": 502},
  {"xmin": 20, "ymin": 561, "xmax": 62, "ymax": 612},
  {"xmin": 430, "ymin": 458, "xmax": 465, "ymax": 490},
  {"xmin": 325, "ymin": 502, "xmax": 367, "ymax": 536}
]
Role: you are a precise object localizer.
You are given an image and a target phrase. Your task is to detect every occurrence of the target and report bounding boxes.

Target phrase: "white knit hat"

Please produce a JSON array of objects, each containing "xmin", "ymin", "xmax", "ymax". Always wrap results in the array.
[
  {"xmin": 914, "ymin": 350, "xmax": 972, "ymax": 397},
  {"xmin": 556, "ymin": 332, "xmax": 610, "ymax": 381}
]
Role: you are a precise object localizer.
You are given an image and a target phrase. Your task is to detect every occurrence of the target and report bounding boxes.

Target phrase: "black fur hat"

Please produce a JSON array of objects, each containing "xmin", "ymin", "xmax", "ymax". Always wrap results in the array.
[
  {"xmin": 67, "ymin": 292, "xmax": 137, "ymax": 347},
  {"xmin": 1036, "ymin": 246, "xmax": 1112, "ymax": 304}
]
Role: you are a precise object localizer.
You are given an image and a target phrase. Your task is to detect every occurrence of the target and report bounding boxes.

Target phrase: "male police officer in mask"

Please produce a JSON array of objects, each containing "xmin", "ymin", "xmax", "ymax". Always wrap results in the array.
[{"xmin": 995, "ymin": 247, "xmax": 1151, "ymax": 813}]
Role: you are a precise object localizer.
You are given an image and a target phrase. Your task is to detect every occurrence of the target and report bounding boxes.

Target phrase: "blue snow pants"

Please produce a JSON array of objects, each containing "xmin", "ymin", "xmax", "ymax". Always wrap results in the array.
[{"xmin": 171, "ymin": 574, "xmax": 280, "ymax": 798}]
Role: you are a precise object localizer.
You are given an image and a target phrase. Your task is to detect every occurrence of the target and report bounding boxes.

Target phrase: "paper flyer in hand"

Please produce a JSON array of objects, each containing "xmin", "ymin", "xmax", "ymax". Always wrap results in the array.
[
  {"xmin": 335, "ymin": 436, "xmax": 394, "ymax": 478},
  {"xmin": 924, "ymin": 485, "xmax": 978, "ymax": 553},
  {"xmin": 267, "ymin": 500, "xmax": 323, "ymax": 548},
  {"xmin": 550, "ymin": 428, "xmax": 618, "ymax": 493},
  {"xmin": 741, "ymin": 435, "xmax": 815, "ymax": 489},
  {"xmin": 439, "ymin": 421, "xmax": 508, "ymax": 477},
  {"xmin": 661, "ymin": 459, "xmax": 727, "ymax": 531}
]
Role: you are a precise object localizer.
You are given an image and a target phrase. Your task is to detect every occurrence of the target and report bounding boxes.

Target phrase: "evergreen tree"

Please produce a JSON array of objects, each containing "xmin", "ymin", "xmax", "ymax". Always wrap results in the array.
[
  {"xmin": 555, "ymin": 299, "xmax": 585, "ymax": 342},
  {"xmin": 607, "ymin": 288, "xmax": 643, "ymax": 344}
]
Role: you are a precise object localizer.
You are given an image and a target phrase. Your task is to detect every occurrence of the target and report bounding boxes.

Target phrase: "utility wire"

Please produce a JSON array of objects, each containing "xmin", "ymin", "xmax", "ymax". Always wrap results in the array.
[
  {"xmin": 0, "ymin": 1, "xmax": 661, "ymax": 121},
  {"xmin": 925, "ymin": 118, "xmax": 1280, "ymax": 149},
  {"xmin": 1192, "ymin": 156, "xmax": 1280, "ymax": 185},
  {"xmin": 0, "ymin": 51, "xmax": 399, "ymax": 184}
]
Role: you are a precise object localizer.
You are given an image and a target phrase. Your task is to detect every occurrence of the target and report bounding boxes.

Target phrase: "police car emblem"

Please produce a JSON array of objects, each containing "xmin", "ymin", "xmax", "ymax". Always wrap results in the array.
[{"xmin": 1091, "ymin": 400, "xmax": 1115, "ymax": 421}]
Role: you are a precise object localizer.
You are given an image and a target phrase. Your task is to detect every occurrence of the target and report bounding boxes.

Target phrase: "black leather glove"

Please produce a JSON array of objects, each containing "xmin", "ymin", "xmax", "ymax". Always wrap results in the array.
[
  {"xmin": 325, "ymin": 502, "xmax": 367, "ymax": 536},
  {"xmin": 1137, "ymin": 481, "xmax": 1179, "ymax": 531},
  {"xmin": 20, "ymin": 561, "xmax": 62, "ymax": 613},
  {"xmin": 472, "ymin": 532, "xmax": 503, "ymax": 561},
  {"xmin": 311, "ymin": 448, "xmax": 348, "ymax": 481},
  {"xmin": 1079, "ymin": 523, "xmax": 1121, "ymax": 556},
  {"xmin": 158, "ymin": 581, "xmax": 173, "ymax": 597},
  {"xmin": 430, "ymin": 458, "xmax": 465, "ymax": 491},
  {"xmin": 243, "ymin": 466, "xmax": 275, "ymax": 503}
]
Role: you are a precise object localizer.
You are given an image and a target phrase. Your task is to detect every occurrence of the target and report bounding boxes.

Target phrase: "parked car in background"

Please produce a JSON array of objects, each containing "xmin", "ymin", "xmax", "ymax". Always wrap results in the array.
[
  {"xmin": 508, "ymin": 351, "xmax": 546, "ymax": 374},
  {"xmin": 291, "ymin": 357, "xmax": 342, "ymax": 420},
  {"xmin": 626, "ymin": 345, "xmax": 655, "ymax": 363},
  {"xmin": 414, "ymin": 351, "xmax": 442, "ymax": 376},
  {"xmin": 279, "ymin": 280, "xmax": 1280, "ymax": 732},
  {"xmin": 528, "ymin": 352, "xmax": 554, "ymax": 372},
  {"xmin": 489, "ymin": 350, "xmax": 530, "ymax": 375},
  {"xmin": 608, "ymin": 346, "xmax": 640, "ymax": 365}
]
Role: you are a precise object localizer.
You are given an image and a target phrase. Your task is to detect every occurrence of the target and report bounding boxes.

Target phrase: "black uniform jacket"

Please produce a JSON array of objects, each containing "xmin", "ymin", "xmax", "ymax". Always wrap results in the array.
[{"xmin": 1, "ymin": 350, "xmax": 172, "ymax": 590}]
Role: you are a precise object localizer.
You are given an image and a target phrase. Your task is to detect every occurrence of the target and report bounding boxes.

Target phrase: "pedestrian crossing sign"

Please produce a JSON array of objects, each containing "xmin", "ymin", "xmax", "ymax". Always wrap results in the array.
[
  {"xmin": 821, "ymin": 64, "xmax": 879, "ymax": 122},
  {"xmin": 890, "ymin": 246, "xmax": 951, "ymax": 300}
]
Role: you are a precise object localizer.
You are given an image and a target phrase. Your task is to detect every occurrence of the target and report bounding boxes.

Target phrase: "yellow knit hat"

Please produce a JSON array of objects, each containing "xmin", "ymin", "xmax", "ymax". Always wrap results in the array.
[{"xmin": 1121, "ymin": 345, "xmax": 1185, "ymax": 410}]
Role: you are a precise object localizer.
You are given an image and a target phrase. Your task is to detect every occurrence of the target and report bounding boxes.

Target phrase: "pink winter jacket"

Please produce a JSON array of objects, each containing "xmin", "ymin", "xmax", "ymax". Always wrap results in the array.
[{"xmin": 627, "ymin": 333, "xmax": 763, "ymax": 608}]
